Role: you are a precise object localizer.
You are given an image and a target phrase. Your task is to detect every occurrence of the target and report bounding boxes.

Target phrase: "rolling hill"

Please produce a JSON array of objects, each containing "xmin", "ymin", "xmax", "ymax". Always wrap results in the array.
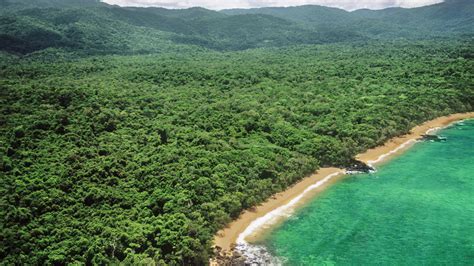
[
  {"xmin": 1, "ymin": 0, "xmax": 473, "ymax": 55},
  {"xmin": 1, "ymin": 0, "xmax": 474, "ymax": 265}
]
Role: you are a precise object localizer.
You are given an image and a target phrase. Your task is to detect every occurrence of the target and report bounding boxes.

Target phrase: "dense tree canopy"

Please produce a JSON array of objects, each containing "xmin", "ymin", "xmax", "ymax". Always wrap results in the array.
[
  {"xmin": 1, "ymin": 40, "xmax": 473, "ymax": 264},
  {"xmin": 1, "ymin": 0, "xmax": 473, "ymax": 54},
  {"xmin": 1, "ymin": 0, "xmax": 473, "ymax": 264}
]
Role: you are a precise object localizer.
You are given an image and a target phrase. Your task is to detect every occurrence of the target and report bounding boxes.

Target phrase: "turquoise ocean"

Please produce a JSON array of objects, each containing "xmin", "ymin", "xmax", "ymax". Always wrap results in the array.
[{"xmin": 257, "ymin": 119, "xmax": 474, "ymax": 265}]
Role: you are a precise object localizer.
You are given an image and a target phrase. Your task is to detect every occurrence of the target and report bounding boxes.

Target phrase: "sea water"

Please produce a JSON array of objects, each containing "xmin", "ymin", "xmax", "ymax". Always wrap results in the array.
[{"xmin": 257, "ymin": 119, "xmax": 474, "ymax": 265}]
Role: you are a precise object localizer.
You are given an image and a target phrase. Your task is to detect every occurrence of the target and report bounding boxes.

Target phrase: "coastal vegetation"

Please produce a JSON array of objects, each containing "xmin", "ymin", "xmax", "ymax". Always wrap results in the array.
[
  {"xmin": 260, "ymin": 120, "xmax": 474, "ymax": 265},
  {"xmin": 1, "ymin": 0, "xmax": 473, "ymax": 264}
]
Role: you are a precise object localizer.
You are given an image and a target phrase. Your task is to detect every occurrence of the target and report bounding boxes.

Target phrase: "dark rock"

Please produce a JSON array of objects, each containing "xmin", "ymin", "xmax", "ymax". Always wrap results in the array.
[
  {"xmin": 212, "ymin": 246, "xmax": 243, "ymax": 266},
  {"xmin": 235, "ymin": 243, "xmax": 281, "ymax": 265},
  {"xmin": 345, "ymin": 159, "xmax": 375, "ymax": 174},
  {"xmin": 419, "ymin": 134, "xmax": 447, "ymax": 142}
]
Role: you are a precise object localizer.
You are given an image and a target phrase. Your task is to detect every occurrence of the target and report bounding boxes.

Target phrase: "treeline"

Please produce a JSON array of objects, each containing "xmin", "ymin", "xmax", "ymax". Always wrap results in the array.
[
  {"xmin": 1, "ymin": 41, "xmax": 473, "ymax": 264},
  {"xmin": 1, "ymin": 0, "xmax": 473, "ymax": 55}
]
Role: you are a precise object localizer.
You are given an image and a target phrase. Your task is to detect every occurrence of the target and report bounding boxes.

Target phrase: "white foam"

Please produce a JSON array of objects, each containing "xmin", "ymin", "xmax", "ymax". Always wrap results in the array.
[
  {"xmin": 236, "ymin": 171, "xmax": 345, "ymax": 245},
  {"xmin": 236, "ymin": 137, "xmax": 420, "ymax": 245},
  {"xmin": 366, "ymin": 139, "xmax": 417, "ymax": 166},
  {"xmin": 426, "ymin": 118, "xmax": 463, "ymax": 134},
  {"xmin": 455, "ymin": 119, "xmax": 467, "ymax": 126},
  {"xmin": 236, "ymin": 242, "xmax": 282, "ymax": 265},
  {"xmin": 236, "ymin": 121, "xmax": 462, "ymax": 262},
  {"xmin": 425, "ymin": 127, "xmax": 442, "ymax": 135},
  {"xmin": 367, "ymin": 123, "xmax": 458, "ymax": 166}
]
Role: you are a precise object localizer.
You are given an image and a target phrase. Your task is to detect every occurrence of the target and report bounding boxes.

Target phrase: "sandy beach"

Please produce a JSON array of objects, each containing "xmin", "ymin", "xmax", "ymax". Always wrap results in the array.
[{"xmin": 213, "ymin": 112, "xmax": 474, "ymax": 252}]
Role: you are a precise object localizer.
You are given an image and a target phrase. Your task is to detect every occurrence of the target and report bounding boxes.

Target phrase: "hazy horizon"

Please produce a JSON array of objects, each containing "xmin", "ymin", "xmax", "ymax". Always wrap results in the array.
[{"xmin": 101, "ymin": 0, "xmax": 444, "ymax": 11}]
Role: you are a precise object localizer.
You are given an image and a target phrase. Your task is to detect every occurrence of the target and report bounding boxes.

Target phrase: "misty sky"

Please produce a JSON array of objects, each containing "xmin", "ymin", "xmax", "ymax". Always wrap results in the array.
[{"xmin": 102, "ymin": 0, "xmax": 444, "ymax": 11}]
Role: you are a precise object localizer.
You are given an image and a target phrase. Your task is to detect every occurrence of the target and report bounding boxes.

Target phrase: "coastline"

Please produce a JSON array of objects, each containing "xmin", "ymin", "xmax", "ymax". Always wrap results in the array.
[{"xmin": 213, "ymin": 112, "xmax": 474, "ymax": 255}]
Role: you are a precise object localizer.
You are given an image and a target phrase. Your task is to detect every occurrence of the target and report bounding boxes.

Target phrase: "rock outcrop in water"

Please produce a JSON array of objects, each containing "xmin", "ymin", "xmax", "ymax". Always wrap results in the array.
[
  {"xmin": 419, "ymin": 134, "xmax": 447, "ymax": 142},
  {"xmin": 212, "ymin": 243, "xmax": 281, "ymax": 265},
  {"xmin": 212, "ymin": 245, "xmax": 246, "ymax": 266},
  {"xmin": 236, "ymin": 243, "xmax": 282, "ymax": 265},
  {"xmin": 345, "ymin": 159, "xmax": 375, "ymax": 174}
]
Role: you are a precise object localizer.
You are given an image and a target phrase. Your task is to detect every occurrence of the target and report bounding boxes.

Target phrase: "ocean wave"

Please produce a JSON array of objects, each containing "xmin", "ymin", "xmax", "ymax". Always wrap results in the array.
[
  {"xmin": 235, "ymin": 123, "xmax": 463, "ymax": 264},
  {"xmin": 236, "ymin": 242, "xmax": 283, "ymax": 265},
  {"xmin": 236, "ymin": 171, "xmax": 344, "ymax": 264},
  {"xmin": 366, "ymin": 139, "xmax": 417, "ymax": 167}
]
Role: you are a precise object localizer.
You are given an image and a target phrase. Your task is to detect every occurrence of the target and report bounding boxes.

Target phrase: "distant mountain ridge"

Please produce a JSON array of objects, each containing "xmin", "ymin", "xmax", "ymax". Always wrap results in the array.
[
  {"xmin": 222, "ymin": 0, "xmax": 474, "ymax": 34},
  {"xmin": 0, "ymin": 0, "xmax": 473, "ymax": 55},
  {"xmin": 0, "ymin": 0, "xmax": 103, "ymax": 10}
]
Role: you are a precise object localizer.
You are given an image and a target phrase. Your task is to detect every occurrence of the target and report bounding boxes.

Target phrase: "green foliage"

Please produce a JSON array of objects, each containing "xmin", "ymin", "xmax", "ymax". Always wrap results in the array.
[
  {"xmin": 223, "ymin": 0, "xmax": 474, "ymax": 38},
  {"xmin": 0, "ymin": 0, "xmax": 473, "ymax": 264},
  {"xmin": 1, "ymin": 40, "xmax": 473, "ymax": 264},
  {"xmin": 1, "ymin": 0, "xmax": 473, "ymax": 55},
  {"xmin": 0, "ymin": 0, "xmax": 102, "ymax": 11}
]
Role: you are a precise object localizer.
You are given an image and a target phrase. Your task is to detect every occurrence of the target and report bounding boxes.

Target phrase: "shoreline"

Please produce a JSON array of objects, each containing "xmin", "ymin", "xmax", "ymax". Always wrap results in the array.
[{"xmin": 213, "ymin": 112, "xmax": 474, "ymax": 254}]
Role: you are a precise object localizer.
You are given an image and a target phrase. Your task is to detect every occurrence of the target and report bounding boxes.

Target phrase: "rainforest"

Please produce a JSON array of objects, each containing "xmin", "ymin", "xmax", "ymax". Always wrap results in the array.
[{"xmin": 0, "ymin": 0, "xmax": 473, "ymax": 264}]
